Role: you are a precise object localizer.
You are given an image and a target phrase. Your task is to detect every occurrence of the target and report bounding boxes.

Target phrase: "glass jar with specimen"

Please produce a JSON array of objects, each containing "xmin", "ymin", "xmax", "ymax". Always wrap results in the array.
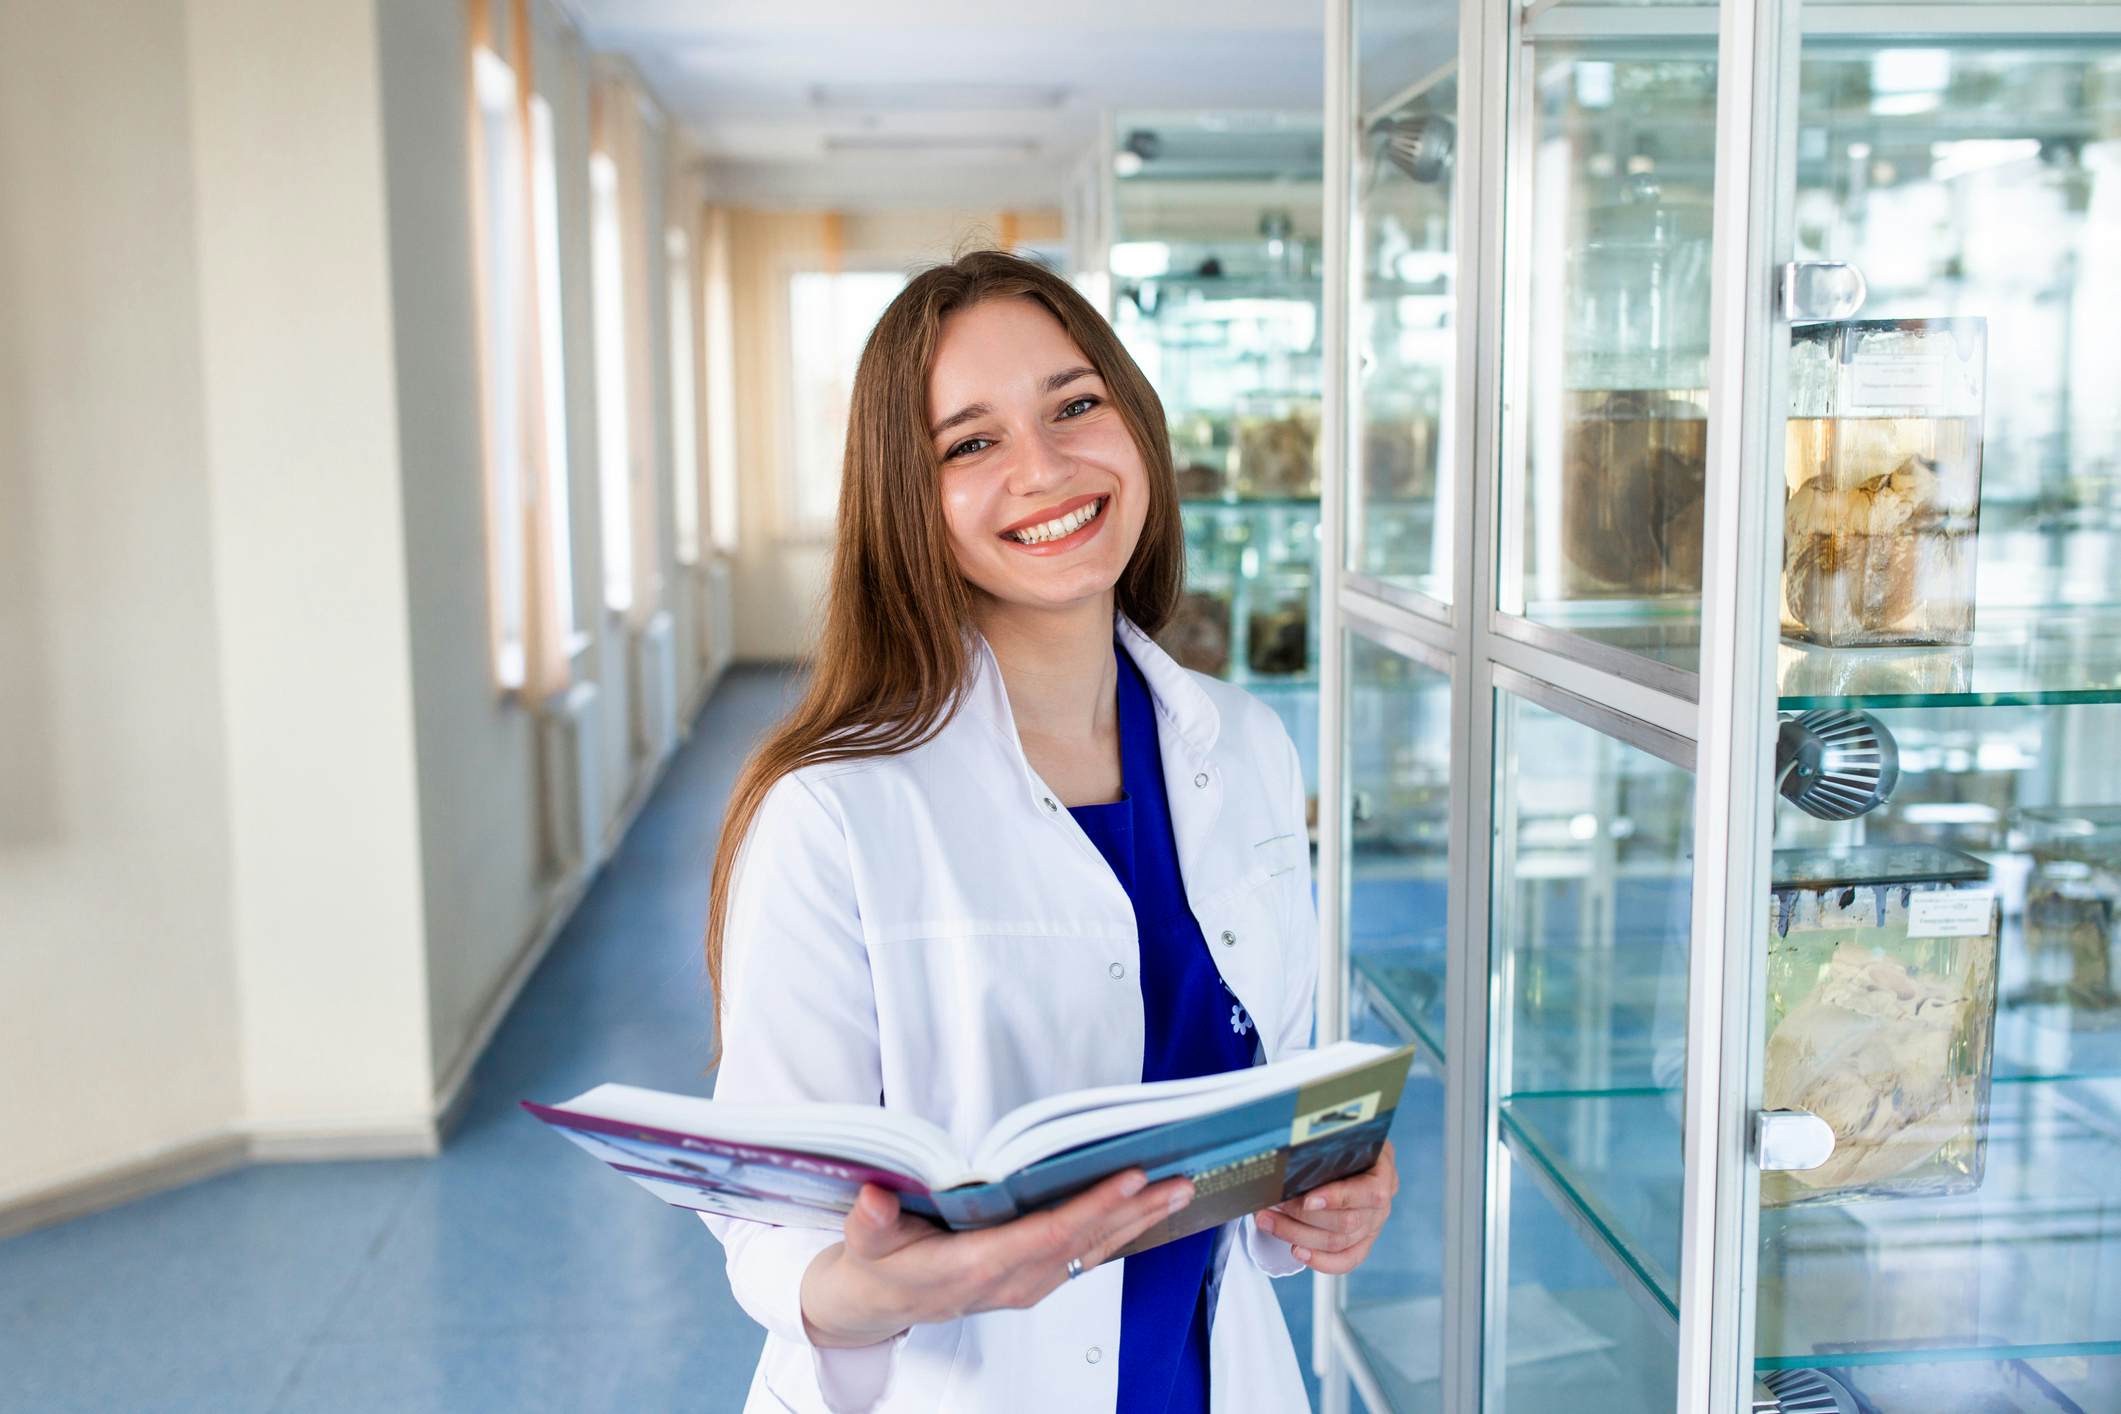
[
  {"xmin": 1558, "ymin": 169, "xmax": 1712, "ymax": 600},
  {"xmin": 1762, "ymin": 844, "xmax": 2001, "ymax": 1207},
  {"xmin": 1783, "ymin": 317, "xmax": 1987, "ymax": 648}
]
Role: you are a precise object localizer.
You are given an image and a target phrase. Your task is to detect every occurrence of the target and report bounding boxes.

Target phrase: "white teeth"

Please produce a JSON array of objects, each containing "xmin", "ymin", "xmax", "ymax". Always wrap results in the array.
[{"xmin": 1009, "ymin": 497, "xmax": 1103, "ymax": 545}]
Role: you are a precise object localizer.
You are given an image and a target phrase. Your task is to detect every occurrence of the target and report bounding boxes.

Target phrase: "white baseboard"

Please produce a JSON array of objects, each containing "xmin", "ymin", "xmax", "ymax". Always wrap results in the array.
[
  {"xmin": 0, "ymin": 1132, "xmax": 248, "ymax": 1241},
  {"xmin": 0, "ymin": 1113, "xmax": 453, "ymax": 1241},
  {"xmin": 244, "ymin": 1118, "xmax": 441, "ymax": 1163}
]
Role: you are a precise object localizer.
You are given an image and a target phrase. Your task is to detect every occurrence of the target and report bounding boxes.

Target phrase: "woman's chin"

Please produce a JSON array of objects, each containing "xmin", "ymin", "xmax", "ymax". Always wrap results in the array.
[{"xmin": 974, "ymin": 564, "xmax": 1125, "ymax": 617}]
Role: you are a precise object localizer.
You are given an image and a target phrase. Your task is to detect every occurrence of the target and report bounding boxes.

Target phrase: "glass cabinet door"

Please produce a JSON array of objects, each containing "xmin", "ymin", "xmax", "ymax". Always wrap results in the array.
[
  {"xmin": 1494, "ymin": 6, "xmax": 1722, "ymax": 687},
  {"xmin": 1487, "ymin": 685, "xmax": 1697, "ymax": 1412},
  {"xmin": 1337, "ymin": 623, "xmax": 1455, "ymax": 1412},
  {"xmin": 1348, "ymin": 0, "xmax": 1462, "ymax": 608},
  {"xmin": 1110, "ymin": 112, "xmax": 1330, "ymax": 807},
  {"xmin": 1729, "ymin": 5, "xmax": 2121, "ymax": 1410}
]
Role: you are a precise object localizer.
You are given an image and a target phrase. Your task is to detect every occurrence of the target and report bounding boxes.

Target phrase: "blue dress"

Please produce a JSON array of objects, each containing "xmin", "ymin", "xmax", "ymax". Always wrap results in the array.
[{"xmin": 1068, "ymin": 641, "xmax": 1258, "ymax": 1414}]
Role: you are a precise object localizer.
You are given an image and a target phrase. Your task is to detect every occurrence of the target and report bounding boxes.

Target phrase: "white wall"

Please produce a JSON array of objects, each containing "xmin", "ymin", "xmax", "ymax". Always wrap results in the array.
[
  {"xmin": 0, "ymin": 0, "xmax": 245, "ymax": 1204},
  {"xmin": 1, "ymin": 0, "xmax": 717, "ymax": 1221},
  {"xmin": 186, "ymin": 0, "xmax": 436, "ymax": 1141},
  {"xmin": 373, "ymin": 0, "xmax": 547, "ymax": 1098}
]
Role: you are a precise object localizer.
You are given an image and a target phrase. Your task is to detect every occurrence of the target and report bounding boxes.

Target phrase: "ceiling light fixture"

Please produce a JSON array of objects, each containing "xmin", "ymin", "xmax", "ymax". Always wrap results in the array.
[
  {"xmin": 820, "ymin": 135, "xmax": 1040, "ymax": 157},
  {"xmin": 809, "ymin": 83, "xmax": 1068, "ymax": 112}
]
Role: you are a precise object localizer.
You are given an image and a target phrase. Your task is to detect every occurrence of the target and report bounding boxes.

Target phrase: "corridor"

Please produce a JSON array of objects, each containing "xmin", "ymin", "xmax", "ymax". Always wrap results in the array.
[{"xmin": 0, "ymin": 667, "xmax": 1325, "ymax": 1412}]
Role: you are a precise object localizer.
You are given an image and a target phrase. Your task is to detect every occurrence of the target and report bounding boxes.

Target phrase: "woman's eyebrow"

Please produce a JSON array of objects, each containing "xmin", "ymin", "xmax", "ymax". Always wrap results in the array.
[{"xmin": 929, "ymin": 365, "xmax": 1100, "ymax": 439}]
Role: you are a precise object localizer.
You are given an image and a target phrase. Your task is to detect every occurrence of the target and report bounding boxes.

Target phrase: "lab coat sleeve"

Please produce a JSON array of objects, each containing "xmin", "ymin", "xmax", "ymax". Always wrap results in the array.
[
  {"xmin": 1241, "ymin": 718, "xmax": 1319, "ymax": 1280},
  {"xmin": 700, "ymin": 771, "xmax": 909, "ymax": 1410}
]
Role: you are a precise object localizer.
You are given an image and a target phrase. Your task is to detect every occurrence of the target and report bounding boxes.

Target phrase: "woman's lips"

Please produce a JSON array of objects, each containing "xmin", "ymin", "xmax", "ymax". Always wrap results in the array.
[
  {"xmin": 1000, "ymin": 494, "xmax": 1109, "ymax": 556},
  {"xmin": 998, "ymin": 491, "xmax": 1105, "ymax": 537}
]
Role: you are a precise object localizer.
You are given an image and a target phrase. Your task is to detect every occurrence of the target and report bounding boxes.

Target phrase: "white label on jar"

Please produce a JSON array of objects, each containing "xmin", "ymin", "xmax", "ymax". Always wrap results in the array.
[
  {"xmin": 1906, "ymin": 888, "xmax": 1995, "ymax": 938},
  {"xmin": 1847, "ymin": 352, "xmax": 1948, "ymax": 408}
]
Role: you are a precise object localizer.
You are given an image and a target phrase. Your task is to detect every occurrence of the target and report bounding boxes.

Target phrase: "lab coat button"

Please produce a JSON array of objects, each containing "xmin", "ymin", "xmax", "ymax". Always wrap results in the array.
[
  {"xmin": 1220, "ymin": 930, "xmax": 1237, "ymax": 947},
  {"xmin": 1108, "ymin": 961, "xmax": 1126, "ymax": 980},
  {"xmin": 1193, "ymin": 772, "xmax": 1210, "ymax": 789},
  {"xmin": 1085, "ymin": 1346, "xmax": 1102, "ymax": 1364},
  {"xmin": 1042, "ymin": 795, "xmax": 1059, "ymax": 812}
]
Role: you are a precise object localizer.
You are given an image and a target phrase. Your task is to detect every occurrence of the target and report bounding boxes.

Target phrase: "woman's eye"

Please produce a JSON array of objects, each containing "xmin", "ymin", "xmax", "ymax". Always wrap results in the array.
[
  {"xmin": 946, "ymin": 437, "xmax": 991, "ymax": 460},
  {"xmin": 1059, "ymin": 396, "xmax": 1100, "ymax": 418}
]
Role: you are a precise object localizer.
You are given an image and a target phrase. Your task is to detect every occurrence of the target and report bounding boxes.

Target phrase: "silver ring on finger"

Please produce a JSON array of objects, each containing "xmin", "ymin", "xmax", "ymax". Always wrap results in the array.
[{"xmin": 1065, "ymin": 1256, "xmax": 1085, "ymax": 1281}]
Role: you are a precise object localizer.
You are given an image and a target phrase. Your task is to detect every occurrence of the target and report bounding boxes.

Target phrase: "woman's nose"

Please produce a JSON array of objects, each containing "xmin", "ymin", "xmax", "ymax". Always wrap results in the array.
[{"xmin": 1003, "ymin": 422, "xmax": 1071, "ymax": 496}]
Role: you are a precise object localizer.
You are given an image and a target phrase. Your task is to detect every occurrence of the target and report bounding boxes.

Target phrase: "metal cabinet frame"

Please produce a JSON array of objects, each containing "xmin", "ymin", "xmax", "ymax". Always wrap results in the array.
[{"xmin": 1313, "ymin": 2, "xmax": 2121, "ymax": 1410}]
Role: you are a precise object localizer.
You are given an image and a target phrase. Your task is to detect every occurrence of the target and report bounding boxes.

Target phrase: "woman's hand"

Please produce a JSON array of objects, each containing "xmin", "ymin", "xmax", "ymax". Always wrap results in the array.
[
  {"xmin": 799, "ymin": 1168, "xmax": 1195, "ymax": 1348},
  {"xmin": 1252, "ymin": 1139, "xmax": 1398, "ymax": 1275}
]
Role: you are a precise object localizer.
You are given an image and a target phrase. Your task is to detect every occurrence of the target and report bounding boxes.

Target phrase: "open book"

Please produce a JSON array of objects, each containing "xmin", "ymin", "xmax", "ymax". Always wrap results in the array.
[{"xmin": 523, "ymin": 1041, "xmax": 1416, "ymax": 1259}]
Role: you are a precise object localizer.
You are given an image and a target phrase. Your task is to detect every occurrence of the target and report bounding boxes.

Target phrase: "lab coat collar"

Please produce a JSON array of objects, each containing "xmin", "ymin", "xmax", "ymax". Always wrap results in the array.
[{"xmin": 959, "ymin": 610, "xmax": 1223, "ymax": 806}]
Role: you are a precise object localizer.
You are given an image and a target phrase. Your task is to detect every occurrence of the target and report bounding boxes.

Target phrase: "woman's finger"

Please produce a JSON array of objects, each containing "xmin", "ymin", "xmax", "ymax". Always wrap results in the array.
[
  {"xmin": 1264, "ymin": 1201, "xmax": 1366, "ymax": 1236},
  {"xmin": 1255, "ymin": 1206, "xmax": 1371, "ymax": 1254},
  {"xmin": 972, "ymin": 1173, "xmax": 1193, "ymax": 1312},
  {"xmin": 975, "ymin": 1170, "xmax": 1190, "ymax": 1298},
  {"xmin": 1042, "ymin": 1170, "xmax": 1192, "ymax": 1265},
  {"xmin": 1283, "ymin": 1162, "xmax": 1394, "ymax": 1217},
  {"xmin": 840, "ymin": 1185, "xmax": 937, "ymax": 1262},
  {"xmin": 1295, "ymin": 1234, "xmax": 1378, "ymax": 1275},
  {"xmin": 1078, "ymin": 1176, "xmax": 1195, "ymax": 1270}
]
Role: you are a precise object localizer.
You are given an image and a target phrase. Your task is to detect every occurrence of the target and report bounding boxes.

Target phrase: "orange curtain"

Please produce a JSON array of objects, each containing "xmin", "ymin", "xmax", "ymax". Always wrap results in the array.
[
  {"xmin": 510, "ymin": 0, "xmax": 569, "ymax": 699},
  {"xmin": 465, "ymin": 0, "xmax": 571, "ymax": 698},
  {"xmin": 593, "ymin": 69, "xmax": 665, "ymax": 631}
]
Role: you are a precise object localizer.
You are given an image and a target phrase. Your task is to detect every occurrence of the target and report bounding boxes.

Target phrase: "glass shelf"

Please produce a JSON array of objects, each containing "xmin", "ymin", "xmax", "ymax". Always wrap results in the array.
[
  {"xmin": 1498, "ymin": 1077, "xmax": 2121, "ymax": 1371},
  {"xmin": 1777, "ymin": 611, "xmax": 2121, "ymax": 710},
  {"xmin": 1507, "ymin": 601, "xmax": 1704, "ymax": 677},
  {"xmin": 1483, "ymin": 604, "xmax": 2121, "ymax": 709},
  {"xmin": 1353, "ymin": 940, "xmax": 1447, "ymax": 1073}
]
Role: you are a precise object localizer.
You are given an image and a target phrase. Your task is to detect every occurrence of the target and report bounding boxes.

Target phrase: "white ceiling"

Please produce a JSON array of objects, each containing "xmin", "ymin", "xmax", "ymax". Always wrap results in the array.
[{"xmin": 560, "ymin": 0, "xmax": 1336, "ymax": 209}]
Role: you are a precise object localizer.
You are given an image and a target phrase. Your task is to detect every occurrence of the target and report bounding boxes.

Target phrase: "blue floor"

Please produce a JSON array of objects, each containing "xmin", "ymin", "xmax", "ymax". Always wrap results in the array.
[{"xmin": 1, "ymin": 667, "xmax": 1327, "ymax": 1413}]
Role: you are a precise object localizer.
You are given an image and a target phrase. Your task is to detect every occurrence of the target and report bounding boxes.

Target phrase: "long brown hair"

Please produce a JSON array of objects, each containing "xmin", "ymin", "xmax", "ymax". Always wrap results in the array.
[{"xmin": 705, "ymin": 247, "xmax": 1184, "ymax": 1053}]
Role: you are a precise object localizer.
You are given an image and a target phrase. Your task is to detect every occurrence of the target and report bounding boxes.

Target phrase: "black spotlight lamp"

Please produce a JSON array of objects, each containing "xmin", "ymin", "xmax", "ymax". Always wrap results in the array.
[{"xmin": 1775, "ymin": 708, "xmax": 1900, "ymax": 820}]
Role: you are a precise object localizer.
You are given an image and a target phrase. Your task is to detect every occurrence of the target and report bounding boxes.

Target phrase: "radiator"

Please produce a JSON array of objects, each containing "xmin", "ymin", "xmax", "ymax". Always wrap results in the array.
[
  {"xmin": 696, "ymin": 555, "xmax": 734, "ymax": 682},
  {"xmin": 630, "ymin": 609, "xmax": 678, "ymax": 764},
  {"xmin": 535, "ymin": 679, "xmax": 602, "ymax": 881}
]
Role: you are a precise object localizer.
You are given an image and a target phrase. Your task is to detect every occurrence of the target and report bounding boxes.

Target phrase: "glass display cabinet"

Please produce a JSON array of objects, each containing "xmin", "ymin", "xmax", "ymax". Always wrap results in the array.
[
  {"xmin": 1309, "ymin": 2, "xmax": 2121, "ymax": 1411},
  {"xmin": 1105, "ymin": 112, "xmax": 1329, "ymax": 807}
]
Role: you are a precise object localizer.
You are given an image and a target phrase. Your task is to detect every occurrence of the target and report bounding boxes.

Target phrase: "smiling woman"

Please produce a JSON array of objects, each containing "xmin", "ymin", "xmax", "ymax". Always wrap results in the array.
[{"xmin": 697, "ymin": 248, "xmax": 1388, "ymax": 1414}]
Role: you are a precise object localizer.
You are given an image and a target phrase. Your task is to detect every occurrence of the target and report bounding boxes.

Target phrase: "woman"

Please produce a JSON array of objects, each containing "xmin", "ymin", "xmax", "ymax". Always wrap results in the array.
[{"xmin": 702, "ymin": 249, "xmax": 1397, "ymax": 1413}]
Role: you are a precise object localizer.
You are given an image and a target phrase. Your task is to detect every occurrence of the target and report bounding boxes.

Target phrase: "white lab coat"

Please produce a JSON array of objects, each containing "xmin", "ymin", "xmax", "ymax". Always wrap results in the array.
[{"xmin": 704, "ymin": 613, "xmax": 1318, "ymax": 1414}]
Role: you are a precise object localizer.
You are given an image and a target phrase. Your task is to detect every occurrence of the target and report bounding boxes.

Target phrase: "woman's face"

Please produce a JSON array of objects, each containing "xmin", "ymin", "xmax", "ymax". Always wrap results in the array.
[{"xmin": 928, "ymin": 296, "xmax": 1149, "ymax": 616}]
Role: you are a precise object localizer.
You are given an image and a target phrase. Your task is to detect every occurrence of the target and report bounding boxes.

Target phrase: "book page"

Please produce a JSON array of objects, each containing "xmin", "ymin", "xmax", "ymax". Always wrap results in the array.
[
  {"xmin": 526, "ymin": 1088, "xmax": 971, "ymax": 1197},
  {"xmin": 969, "ymin": 1041, "xmax": 1390, "ymax": 1178}
]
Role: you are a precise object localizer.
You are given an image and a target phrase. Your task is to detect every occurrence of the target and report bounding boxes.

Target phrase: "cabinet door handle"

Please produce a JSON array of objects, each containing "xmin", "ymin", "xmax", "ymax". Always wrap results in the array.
[
  {"xmin": 1755, "ymin": 1109, "xmax": 1836, "ymax": 1172},
  {"xmin": 1779, "ymin": 261, "xmax": 1868, "ymax": 323}
]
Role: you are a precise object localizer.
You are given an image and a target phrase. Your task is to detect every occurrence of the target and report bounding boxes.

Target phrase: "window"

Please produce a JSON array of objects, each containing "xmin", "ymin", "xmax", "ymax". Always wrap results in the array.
[
  {"xmin": 466, "ymin": 13, "xmax": 574, "ymax": 700},
  {"xmin": 590, "ymin": 150, "xmax": 632, "ymax": 614},
  {"xmin": 471, "ymin": 47, "xmax": 528, "ymax": 689},
  {"xmin": 703, "ymin": 207, "xmax": 740, "ymax": 555},
  {"xmin": 530, "ymin": 94, "xmax": 577, "ymax": 650},
  {"xmin": 667, "ymin": 226, "xmax": 700, "ymax": 565},
  {"xmin": 786, "ymin": 270, "xmax": 909, "ymax": 532}
]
